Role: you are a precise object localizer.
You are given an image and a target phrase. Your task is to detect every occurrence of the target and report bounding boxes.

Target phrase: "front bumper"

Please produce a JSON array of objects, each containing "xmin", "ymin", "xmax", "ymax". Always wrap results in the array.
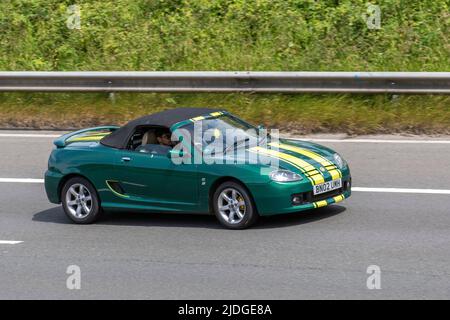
[{"xmin": 247, "ymin": 174, "xmax": 352, "ymax": 216}]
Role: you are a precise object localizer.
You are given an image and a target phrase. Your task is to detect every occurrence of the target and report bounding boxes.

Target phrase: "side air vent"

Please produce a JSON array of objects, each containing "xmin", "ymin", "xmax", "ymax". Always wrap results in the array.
[{"xmin": 106, "ymin": 180, "xmax": 128, "ymax": 197}]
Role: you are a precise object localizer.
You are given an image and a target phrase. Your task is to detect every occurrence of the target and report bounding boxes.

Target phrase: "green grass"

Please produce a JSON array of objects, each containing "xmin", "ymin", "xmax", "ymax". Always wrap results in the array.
[
  {"xmin": 1, "ymin": 0, "xmax": 448, "ymax": 71},
  {"xmin": 0, "ymin": 93, "xmax": 448, "ymax": 134},
  {"xmin": 0, "ymin": 0, "xmax": 449, "ymax": 133}
]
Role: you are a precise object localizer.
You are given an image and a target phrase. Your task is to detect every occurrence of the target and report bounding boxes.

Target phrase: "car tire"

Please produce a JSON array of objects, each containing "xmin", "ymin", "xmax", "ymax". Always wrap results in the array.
[
  {"xmin": 213, "ymin": 181, "xmax": 258, "ymax": 229},
  {"xmin": 61, "ymin": 177, "xmax": 102, "ymax": 224}
]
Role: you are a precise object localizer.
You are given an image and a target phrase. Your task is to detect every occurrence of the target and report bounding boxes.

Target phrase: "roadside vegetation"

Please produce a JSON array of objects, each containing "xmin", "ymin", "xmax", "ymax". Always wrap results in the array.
[
  {"xmin": 0, "ymin": 0, "xmax": 449, "ymax": 133},
  {"xmin": 1, "ymin": 92, "xmax": 449, "ymax": 134}
]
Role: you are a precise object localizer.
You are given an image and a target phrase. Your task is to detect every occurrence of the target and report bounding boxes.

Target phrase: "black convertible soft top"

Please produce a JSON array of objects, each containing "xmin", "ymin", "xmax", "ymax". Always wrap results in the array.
[{"xmin": 100, "ymin": 107, "xmax": 220, "ymax": 149}]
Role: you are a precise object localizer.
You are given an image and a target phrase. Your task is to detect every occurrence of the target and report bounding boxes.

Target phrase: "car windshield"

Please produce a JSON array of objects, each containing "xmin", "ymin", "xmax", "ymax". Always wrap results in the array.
[{"xmin": 178, "ymin": 114, "xmax": 259, "ymax": 153}]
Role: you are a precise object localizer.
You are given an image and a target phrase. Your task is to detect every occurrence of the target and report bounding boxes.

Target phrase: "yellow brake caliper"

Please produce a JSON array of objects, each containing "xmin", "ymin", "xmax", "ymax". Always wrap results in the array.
[{"xmin": 238, "ymin": 195, "xmax": 245, "ymax": 212}]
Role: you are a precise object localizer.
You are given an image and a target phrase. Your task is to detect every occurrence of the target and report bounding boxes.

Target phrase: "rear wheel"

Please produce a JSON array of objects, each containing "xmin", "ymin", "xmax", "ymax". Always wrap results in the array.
[
  {"xmin": 213, "ymin": 181, "xmax": 258, "ymax": 229},
  {"xmin": 61, "ymin": 177, "xmax": 102, "ymax": 224}
]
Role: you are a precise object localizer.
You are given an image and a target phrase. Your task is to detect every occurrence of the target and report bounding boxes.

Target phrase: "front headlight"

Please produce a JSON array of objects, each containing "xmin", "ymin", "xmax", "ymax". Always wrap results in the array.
[
  {"xmin": 333, "ymin": 153, "xmax": 347, "ymax": 169},
  {"xmin": 269, "ymin": 169, "xmax": 303, "ymax": 182}
]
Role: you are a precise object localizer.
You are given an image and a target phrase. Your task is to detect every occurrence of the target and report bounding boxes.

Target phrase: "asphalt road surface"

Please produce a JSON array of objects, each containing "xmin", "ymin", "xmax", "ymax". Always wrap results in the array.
[{"xmin": 0, "ymin": 131, "xmax": 449, "ymax": 299}]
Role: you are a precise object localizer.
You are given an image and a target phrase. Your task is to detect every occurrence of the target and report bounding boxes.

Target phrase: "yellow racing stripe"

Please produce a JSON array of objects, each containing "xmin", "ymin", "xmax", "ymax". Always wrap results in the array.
[
  {"xmin": 250, "ymin": 146, "xmax": 325, "ymax": 185},
  {"xmin": 270, "ymin": 142, "xmax": 342, "ymax": 180},
  {"xmin": 190, "ymin": 116, "xmax": 205, "ymax": 122},
  {"xmin": 86, "ymin": 132, "xmax": 110, "ymax": 136},
  {"xmin": 67, "ymin": 134, "xmax": 108, "ymax": 142},
  {"xmin": 249, "ymin": 148, "xmax": 314, "ymax": 185}
]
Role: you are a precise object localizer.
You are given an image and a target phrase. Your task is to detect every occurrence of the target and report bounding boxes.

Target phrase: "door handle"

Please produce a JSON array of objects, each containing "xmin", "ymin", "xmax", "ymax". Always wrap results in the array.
[{"xmin": 121, "ymin": 157, "xmax": 131, "ymax": 162}]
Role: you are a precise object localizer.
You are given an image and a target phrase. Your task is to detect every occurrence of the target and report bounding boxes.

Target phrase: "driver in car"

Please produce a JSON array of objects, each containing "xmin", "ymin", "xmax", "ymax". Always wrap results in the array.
[{"xmin": 156, "ymin": 129, "xmax": 176, "ymax": 148}]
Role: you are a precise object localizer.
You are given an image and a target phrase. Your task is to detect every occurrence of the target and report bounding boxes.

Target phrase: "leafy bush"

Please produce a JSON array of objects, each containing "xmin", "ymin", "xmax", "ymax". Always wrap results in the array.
[
  {"xmin": 0, "ymin": 0, "xmax": 448, "ymax": 133},
  {"xmin": 1, "ymin": 0, "xmax": 448, "ymax": 71}
]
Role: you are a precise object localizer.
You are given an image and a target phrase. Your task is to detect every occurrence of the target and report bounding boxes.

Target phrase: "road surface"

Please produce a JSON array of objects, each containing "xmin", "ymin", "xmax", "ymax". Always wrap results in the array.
[{"xmin": 0, "ymin": 131, "xmax": 449, "ymax": 299}]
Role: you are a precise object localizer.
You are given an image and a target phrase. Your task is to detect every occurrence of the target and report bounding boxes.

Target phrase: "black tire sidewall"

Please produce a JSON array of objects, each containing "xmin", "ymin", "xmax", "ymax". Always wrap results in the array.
[
  {"xmin": 213, "ymin": 181, "xmax": 258, "ymax": 229},
  {"xmin": 61, "ymin": 177, "xmax": 101, "ymax": 224}
]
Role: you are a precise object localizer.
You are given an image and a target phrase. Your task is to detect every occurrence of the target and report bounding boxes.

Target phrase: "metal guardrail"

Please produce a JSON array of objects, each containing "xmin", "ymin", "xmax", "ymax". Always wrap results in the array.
[{"xmin": 0, "ymin": 71, "xmax": 449, "ymax": 93}]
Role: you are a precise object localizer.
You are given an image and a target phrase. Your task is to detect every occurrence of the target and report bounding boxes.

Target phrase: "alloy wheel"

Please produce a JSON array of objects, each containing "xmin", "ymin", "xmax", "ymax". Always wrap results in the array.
[
  {"xmin": 217, "ymin": 188, "xmax": 246, "ymax": 224},
  {"xmin": 65, "ymin": 183, "xmax": 92, "ymax": 218}
]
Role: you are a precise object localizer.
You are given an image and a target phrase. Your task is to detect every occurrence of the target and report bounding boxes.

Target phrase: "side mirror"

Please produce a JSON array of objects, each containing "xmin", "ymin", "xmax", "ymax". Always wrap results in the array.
[{"xmin": 167, "ymin": 148, "xmax": 184, "ymax": 159}]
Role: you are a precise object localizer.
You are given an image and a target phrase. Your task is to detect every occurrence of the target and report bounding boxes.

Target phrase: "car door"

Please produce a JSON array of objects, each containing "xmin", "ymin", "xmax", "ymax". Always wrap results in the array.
[{"xmin": 113, "ymin": 148, "xmax": 200, "ymax": 212}]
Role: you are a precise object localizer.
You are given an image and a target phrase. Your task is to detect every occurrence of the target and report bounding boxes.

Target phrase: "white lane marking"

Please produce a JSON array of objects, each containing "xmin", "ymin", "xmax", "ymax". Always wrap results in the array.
[
  {"xmin": 0, "ymin": 178, "xmax": 44, "ymax": 183},
  {"xmin": 0, "ymin": 240, "xmax": 23, "ymax": 245},
  {"xmin": 1, "ymin": 178, "xmax": 449, "ymax": 195},
  {"xmin": 0, "ymin": 133, "xmax": 60, "ymax": 138},
  {"xmin": 290, "ymin": 138, "xmax": 450, "ymax": 144},
  {"xmin": 352, "ymin": 187, "xmax": 450, "ymax": 195}
]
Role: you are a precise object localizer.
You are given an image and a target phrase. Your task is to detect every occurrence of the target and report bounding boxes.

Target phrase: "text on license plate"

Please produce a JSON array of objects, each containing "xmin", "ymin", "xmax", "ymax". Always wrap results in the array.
[{"xmin": 313, "ymin": 179, "xmax": 342, "ymax": 195}]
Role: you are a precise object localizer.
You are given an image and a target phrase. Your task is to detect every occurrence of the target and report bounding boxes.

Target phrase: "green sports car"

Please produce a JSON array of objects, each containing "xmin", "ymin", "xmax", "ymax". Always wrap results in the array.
[{"xmin": 45, "ymin": 108, "xmax": 351, "ymax": 229}]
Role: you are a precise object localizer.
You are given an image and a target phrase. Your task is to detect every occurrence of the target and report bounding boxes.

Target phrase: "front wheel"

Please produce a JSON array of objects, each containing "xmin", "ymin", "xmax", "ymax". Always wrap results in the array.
[
  {"xmin": 213, "ymin": 181, "xmax": 258, "ymax": 229},
  {"xmin": 61, "ymin": 177, "xmax": 102, "ymax": 224}
]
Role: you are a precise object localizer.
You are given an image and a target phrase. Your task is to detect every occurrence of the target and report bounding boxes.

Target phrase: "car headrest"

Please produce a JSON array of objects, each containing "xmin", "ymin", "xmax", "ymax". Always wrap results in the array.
[{"xmin": 142, "ymin": 130, "xmax": 157, "ymax": 145}]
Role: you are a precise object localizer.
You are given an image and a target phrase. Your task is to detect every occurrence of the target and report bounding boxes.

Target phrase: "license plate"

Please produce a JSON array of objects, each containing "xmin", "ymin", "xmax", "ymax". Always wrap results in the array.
[{"xmin": 313, "ymin": 179, "xmax": 342, "ymax": 195}]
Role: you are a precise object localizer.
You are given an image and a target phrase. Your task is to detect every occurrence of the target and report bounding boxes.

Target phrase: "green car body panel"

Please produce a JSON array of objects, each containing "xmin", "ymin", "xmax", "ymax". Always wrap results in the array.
[{"xmin": 45, "ymin": 111, "xmax": 351, "ymax": 216}]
